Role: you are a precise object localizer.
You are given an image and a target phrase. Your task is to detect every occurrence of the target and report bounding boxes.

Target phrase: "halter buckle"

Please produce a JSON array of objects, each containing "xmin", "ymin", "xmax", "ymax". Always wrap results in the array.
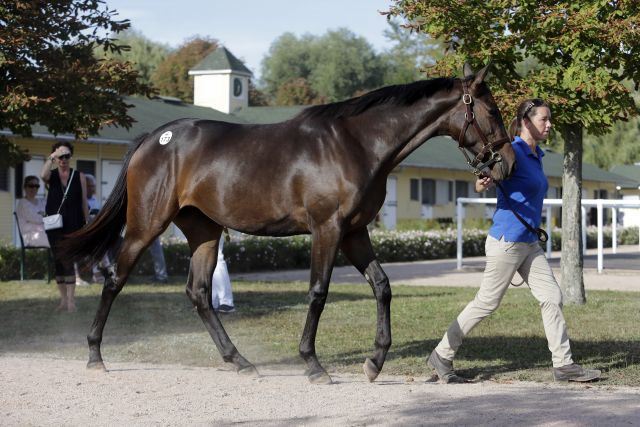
[{"xmin": 462, "ymin": 93, "xmax": 472, "ymax": 105}]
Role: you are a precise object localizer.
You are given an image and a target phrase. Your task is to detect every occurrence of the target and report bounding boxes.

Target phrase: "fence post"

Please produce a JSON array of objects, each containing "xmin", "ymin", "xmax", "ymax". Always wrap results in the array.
[
  {"xmin": 580, "ymin": 206, "xmax": 587, "ymax": 255},
  {"xmin": 612, "ymin": 207, "xmax": 617, "ymax": 254},
  {"xmin": 597, "ymin": 200, "xmax": 603, "ymax": 273},
  {"xmin": 546, "ymin": 206, "xmax": 552, "ymax": 258},
  {"xmin": 457, "ymin": 199, "xmax": 464, "ymax": 270}
]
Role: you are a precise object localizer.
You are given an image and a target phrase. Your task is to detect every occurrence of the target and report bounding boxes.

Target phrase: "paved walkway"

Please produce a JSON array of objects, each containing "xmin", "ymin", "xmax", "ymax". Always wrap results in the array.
[{"xmin": 233, "ymin": 245, "xmax": 640, "ymax": 292}]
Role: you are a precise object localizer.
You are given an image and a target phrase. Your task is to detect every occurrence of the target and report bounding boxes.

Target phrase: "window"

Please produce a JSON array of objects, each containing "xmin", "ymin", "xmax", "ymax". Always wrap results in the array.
[
  {"xmin": 421, "ymin": 178, "xmax": 436, "ymax": 205},
  {"xmin": 455, "ymin": 180, "xmax": 469, "ymax": 199},
  {"xmin": 435, "ymin": 180, "xmax": 449, "ymax": 205},
  {"xmin": 448, "ymin": 181, "xmax": 454, "ymax": 202},
  {"xmin": 410, "ymin": 179, "xmax": 419, "ymax": 201},
  {"xmin": 76, "ymin": 160, "xmax": 96, "ymax": 177}
]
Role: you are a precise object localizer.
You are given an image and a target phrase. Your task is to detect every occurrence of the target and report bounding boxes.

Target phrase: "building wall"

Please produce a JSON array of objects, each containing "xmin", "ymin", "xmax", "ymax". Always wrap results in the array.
[
  {"xmin": 391, "ymin": 167, "xmax": 619, "ymax": 226},
  {"xmin": 193, "ymin": 74, "xmax": 231, "ymax": 113}
]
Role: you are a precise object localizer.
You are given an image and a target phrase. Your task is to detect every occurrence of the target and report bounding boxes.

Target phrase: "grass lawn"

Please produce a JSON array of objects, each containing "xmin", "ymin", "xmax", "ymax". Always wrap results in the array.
[{"xmin": 0, "ymin": 279, "xmax": 638, "ymax": 386}]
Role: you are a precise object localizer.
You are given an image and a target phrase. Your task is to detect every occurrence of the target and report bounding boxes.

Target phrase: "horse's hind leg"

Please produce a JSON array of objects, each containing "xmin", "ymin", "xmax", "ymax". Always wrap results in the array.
[
  {"xmin": 340, "ymin": 227, "xmax": 392, "ymax": 382},
  {"xmin": 174, "ymin": 208, "xmax": 257, "ymax": 376},
  {"xmin": 299, "ymin": 222, "xmax": 342, "ymax": 384},
  {"xmin": 87, "ymin": 226, "xmax": 164, "ymax": 371}
]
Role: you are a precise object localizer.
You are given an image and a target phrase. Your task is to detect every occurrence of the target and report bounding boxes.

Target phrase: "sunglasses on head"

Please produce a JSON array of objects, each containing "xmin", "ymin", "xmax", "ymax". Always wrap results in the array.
[
  {"xmin": 26, "ymin": 184, "xmax": 40, "ymax": 189},
  {"xmin": 58, "ymin": 154, "xmax": 71, "ymax": 160}
]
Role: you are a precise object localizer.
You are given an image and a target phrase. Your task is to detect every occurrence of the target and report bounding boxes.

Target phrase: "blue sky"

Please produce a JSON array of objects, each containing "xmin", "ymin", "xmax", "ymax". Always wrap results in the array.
[{"xmin": 105, "ymin": 0, "xmax": 396, "ymax": 81}]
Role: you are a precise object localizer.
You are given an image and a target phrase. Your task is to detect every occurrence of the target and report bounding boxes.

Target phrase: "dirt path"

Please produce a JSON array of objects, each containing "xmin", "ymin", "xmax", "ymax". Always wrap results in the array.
[{"xmin": 2, "ymin": 355, "xmax": 639, "ymax": 426}]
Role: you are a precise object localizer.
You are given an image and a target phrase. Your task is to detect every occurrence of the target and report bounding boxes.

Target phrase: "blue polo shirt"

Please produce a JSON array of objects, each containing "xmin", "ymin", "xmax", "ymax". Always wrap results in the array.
[{"xmin": 489, "ymin": 136, "xmax": 548, "ymax": 243}]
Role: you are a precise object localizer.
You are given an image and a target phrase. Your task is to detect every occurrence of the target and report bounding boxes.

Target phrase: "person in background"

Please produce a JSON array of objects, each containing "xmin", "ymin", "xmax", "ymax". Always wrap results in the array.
[
  {"xmin": 426, "ymin": 99, "xmax": 601, "ymax": 383},
  {"xmin": 83, "ymin": 174, "xmax": 108, "ymax": 284},
  {"xmin": 211, "ymin": 239, "xmax": 235, "ymax": 313},
  {"xmin": 15, "ymin": 176, "xmax": 49, "ymax": 248},
  {"xmin": 85, "ymin": 174, "xmax": 100, "ymax": 213},
  {"xmin": 41, "ymin": 141, "xmax": 89, "ymax": 312},
  {"xmin": 149, "ymin": 238, "xmax": 169, "ymax": 284}
]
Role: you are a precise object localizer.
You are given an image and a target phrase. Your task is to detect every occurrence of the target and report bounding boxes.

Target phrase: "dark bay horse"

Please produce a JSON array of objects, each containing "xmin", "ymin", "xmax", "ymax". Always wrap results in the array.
[{"xmin": 64, "ymin": 64, "xmax": 515, "ymax": 384}]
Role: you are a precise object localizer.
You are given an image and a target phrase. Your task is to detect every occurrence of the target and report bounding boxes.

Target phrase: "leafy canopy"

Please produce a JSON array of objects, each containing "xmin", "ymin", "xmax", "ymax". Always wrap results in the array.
[
  {"xmin": 151, "ymin": 36, "xmax": 217, "ymax": 104},
  {"xmin": 95, "ymin": 28, "xmax": 171, "ymax": 86},
  {"xmin": 0, "ymin": 0, "xmax": 153, "ymax": 166},
  {"xmin": 261, "ymin": 29, "xmax": 385, "ymax": 104},
  {"xmin": 387, "ymin": 0, "xmax": 640, "ymax": 133}
]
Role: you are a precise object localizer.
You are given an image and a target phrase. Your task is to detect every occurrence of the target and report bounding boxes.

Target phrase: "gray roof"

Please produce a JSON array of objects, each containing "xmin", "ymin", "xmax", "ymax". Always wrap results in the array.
[
  {"xmin": 233, "ymin": 105, "xmax": 306, "ymax": 124},
  {"xmin": 7, "ymin": 96, "xmax": 248, "ymax": 144},
  {"xmin": 402, "ymin": 137, "xmax": 636, "ymax": 185},
  {"xmin": 190, "ymin": 47, "xmax": 252, "ymax": 76},
  {"xmin": 610, "ymin": 164, "xmax": 640, "ymax": 189}
]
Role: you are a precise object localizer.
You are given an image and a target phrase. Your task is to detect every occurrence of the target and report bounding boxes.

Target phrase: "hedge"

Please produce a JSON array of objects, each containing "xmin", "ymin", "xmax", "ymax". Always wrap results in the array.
[{"xmin": 1, "ymin": 226, "xmax": 637, "ymax": 281}]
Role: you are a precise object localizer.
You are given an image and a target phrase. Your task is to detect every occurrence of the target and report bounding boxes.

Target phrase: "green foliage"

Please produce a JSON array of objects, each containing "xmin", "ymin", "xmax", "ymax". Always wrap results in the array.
[
  {"xmin": 260, "ymin": 29, "xmax": 385, "ymax": 103},
  {"xmin": 95, "ymin": 28, "xmax": 171, "ymax": 86},
  {"xmin": 387, "ymin": 1, "xmax": 640, "ymax": 133},
  {"xmin": 379, "ymin": 19, "xmax": 444, "ymax": 85},
  {"xmin": 151, "ymin": 37, "xmax": 217, "ymax": 103},
  {"xmin": 0, "ymin": 0, "xmax": 153, "ymax": 167},
  {"xmin": 275, "ymin": 78, "xmax": 323, "ymax": 106},
  {"xmin": 4, "ymin": 227, "xmax": 636, "ymax": 281},
  {"xmin": 583, "ymin": 117, "xmax": 640, "ymax": 169},
  {"xmin": 248, "ymin": 80, "xmax": 270, "ymax": 107}
]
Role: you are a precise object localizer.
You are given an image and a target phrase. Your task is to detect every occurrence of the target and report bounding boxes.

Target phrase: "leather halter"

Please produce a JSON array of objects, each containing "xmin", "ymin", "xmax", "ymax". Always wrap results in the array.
[{"xmin": 457, "ymin": 80, "xmax": 510, "ymax": 176}]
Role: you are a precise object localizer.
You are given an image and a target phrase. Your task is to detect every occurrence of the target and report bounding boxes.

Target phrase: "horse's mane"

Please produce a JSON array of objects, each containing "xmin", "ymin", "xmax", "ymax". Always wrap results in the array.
[{"xmin": 295, "ymin": 77, "xmax": 458, "ymax": 120}]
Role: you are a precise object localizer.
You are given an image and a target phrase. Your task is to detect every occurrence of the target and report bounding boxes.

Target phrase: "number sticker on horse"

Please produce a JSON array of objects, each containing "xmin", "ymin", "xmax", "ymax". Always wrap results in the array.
[{"xmin": 159, "ymin": 131, "xmax": 173, "ymax": 145}]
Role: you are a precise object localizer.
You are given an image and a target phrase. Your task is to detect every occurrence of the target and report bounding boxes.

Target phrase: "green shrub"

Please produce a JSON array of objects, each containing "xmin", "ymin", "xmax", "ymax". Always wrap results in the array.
[{"xmin": 2, "ymin": 226, "xmax": 637, "ymax": 281}]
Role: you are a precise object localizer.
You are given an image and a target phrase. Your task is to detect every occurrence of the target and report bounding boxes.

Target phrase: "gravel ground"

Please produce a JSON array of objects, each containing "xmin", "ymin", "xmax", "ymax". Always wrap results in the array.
[{"xmin": 1, "ymin": 355, "xmax": 639, "ymax": 426}]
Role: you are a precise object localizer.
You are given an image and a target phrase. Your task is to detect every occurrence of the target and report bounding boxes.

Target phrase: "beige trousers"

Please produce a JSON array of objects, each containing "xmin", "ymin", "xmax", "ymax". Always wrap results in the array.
[{"xmin": 435, "ymin": 235, "xmax": 573, "ymax": 368}]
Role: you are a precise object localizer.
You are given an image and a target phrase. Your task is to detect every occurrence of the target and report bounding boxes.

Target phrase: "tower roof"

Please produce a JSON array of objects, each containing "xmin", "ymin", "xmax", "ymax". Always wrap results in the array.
[{"xmin": 189, "ymin": 46, "xmax": 253, "ymax": 76}]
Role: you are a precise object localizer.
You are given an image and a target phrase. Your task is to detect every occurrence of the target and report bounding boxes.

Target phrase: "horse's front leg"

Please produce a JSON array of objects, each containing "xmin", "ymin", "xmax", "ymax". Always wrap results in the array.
[
  {"xmin": 300, "ymin": 222, "xmax": 341, "ymax": 384},
  {"xmin": 341, "ymin": 227, "xmax": 392, "ymax": 382}
]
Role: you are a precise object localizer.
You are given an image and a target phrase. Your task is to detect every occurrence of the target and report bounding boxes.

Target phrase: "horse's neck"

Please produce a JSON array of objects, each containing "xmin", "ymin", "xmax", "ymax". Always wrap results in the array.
[{"xmin": 357, "ymin": 90, "xmax": 459, "ymax": 171}]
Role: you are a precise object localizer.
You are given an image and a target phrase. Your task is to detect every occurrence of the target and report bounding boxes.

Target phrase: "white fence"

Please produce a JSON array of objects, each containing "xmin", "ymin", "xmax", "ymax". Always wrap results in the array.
[{"xmin": 456, "ymin": 198, "xmax": 640, "ymax": 273}]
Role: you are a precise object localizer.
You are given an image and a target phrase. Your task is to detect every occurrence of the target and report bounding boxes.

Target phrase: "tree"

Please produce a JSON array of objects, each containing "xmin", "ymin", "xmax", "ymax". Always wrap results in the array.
[
  {"xmin": 0, "ymin": 0, "xmax": 152, "ymax": 167},
  {"xmin": 248, "ymin": 81, "xmax": 270, "ymax": 107},
  {"xmin": 260, "ymin": 29, "xmax": 385, "ymax": 104},
  {"xmin": 95, "ymin": 28, "xmax": 171, "ymax": 86},
  {"xmin": 388, "ymin": 1, "xmax": 640, "ymax": 304},
  {"xmin": 275, "ymin": 77, "xmax": 324, "ymax": 106},
  {"xmin": 151, "ymin": 37, "xmax": 217, "ymax": 103},
  {"xmin": 379, "ymin": 19, "xmax": 444, "ymax": 85}
]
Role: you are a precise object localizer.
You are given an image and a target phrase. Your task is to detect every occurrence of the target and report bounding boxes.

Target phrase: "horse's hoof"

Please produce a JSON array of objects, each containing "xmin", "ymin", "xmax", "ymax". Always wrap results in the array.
[
  {"xmin": 237, "ymin": 365, "xmax": 259, "ymax": 377},
  {"xmin": 363, "ymin": 358, "xmax": 380, "ymax": 382},
  {"xmin": 308, "ymin": 371, "xmax": 333, "ymax": 385},
  {"xmin": 87, "ymin": 360, "xmax": 107, "ymax": 372}
]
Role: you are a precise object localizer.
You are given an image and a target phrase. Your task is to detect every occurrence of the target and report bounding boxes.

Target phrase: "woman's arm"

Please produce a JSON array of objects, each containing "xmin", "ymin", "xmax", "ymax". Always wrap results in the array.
[
  {"xmin": 41, "ymin": 146, "xmax": 66, "ymax": 184},
  {"xmin": 16, "ymin": 199, "xmax": 42, "ymax": 225}
]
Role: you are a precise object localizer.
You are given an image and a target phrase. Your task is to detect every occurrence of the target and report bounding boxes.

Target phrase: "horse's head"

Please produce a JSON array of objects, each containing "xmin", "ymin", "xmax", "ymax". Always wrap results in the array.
[{"xmin": 450, "ymin": 63, "xmax": 515, "ymax": 182}]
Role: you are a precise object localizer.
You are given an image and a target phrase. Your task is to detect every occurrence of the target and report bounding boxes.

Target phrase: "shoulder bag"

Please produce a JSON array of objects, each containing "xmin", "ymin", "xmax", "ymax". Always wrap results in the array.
[{"xmin": 43, "ymin": 169, "xmax": 75, "ymax": 231}]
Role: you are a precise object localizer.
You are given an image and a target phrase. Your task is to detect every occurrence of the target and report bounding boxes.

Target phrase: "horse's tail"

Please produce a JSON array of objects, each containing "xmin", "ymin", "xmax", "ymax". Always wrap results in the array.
[{"xmin": 62, "ymin": 133, "xmax": 149, "ymax": 264}]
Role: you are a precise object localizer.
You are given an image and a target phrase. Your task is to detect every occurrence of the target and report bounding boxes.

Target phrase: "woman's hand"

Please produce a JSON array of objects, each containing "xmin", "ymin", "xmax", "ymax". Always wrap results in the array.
[
  {"xmin": 50, "ymin": 146, "xmax": 70, "ymax": 160},
  {"xmin": 475, "ymin": 175, "xmax": 494, "ymax": 192}
]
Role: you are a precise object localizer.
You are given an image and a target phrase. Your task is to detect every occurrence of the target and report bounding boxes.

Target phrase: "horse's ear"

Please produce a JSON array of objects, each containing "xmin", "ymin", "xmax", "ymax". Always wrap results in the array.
[
  {"xmin": 473, "ymin": 62, "xmax": 492, "ymax": 85},
  {"xmin": 463, "ymin": 62, "xmax": 474, "ymax": 78}
]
